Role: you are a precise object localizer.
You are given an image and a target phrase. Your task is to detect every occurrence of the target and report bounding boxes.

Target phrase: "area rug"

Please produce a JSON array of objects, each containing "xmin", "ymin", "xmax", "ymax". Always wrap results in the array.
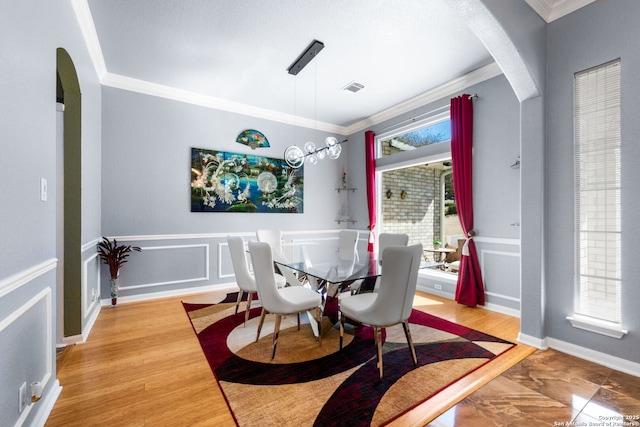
[{"xmin": 183, "ymin": 292, "xmax": 515, "ymax": 427}]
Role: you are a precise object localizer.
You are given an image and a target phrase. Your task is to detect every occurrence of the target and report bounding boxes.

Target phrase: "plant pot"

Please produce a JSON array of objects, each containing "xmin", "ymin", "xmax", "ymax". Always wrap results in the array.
[{"xmin": 110, "ymin": 277, "xmax": 119, "ymax": 306}]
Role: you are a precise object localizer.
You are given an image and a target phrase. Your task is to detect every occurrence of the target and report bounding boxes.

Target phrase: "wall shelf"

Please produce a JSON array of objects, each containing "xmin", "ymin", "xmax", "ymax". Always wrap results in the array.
[
  {"xmin": 335, "ymin": 187, "xmax": 357, "ymax": 224},
  {"xmin": 335, "ymin": 187, "xmax": 357, "ymax": 193}
]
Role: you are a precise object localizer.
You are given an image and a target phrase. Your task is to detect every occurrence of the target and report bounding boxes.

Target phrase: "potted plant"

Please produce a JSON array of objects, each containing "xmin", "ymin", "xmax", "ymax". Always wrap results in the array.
[
  {"xmin": 433, "ymin": 238, "xmax": 442, "ymax": 249},
  {"xmin": 97, "ymin": 237, "xmax": 141, "ymax": 306}
]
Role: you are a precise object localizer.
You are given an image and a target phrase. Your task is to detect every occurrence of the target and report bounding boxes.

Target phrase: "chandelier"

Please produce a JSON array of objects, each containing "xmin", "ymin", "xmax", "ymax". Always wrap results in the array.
[
  {"xmin": 283, "ymin": 39, "xmax": 347, "ymax": 169},
  {"xmin": 284, "ymin": 137, "xmax": 347, "ymax": 169}
]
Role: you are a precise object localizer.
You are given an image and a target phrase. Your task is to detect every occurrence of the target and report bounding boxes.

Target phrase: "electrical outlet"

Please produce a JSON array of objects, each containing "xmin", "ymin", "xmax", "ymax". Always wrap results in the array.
[
  {"xmin": 19, "ymin": 382, "xmax": 27, "ymax": 413},
  {"xmin": 434, "ymin": 284, "xmax": 443, "ymax": 290}
]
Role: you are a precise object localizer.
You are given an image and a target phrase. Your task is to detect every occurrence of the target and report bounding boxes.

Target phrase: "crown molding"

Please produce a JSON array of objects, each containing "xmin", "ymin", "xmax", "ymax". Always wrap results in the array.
[
  {"xmin": 343, "ymin": 62, "xmax": 503, "ymax": 135},
  {"xmin": 71, "ymin": 0, "xmax": 106, "ymax": 78},
  {"xmin": 525, "ymin": 0, "xmax": 598, "ymax": 23},
  {"xmin": 101, "ymin": 73, "xmax": 348, "ymax": 135},
  {"xmin": 75, "ymin": 0, "xmax": 501, "ymax": 136}
]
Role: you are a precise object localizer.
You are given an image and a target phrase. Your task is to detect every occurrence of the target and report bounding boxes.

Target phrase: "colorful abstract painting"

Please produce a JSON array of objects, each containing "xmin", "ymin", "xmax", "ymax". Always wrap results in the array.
[{"xmin": 190, "ymin": 147, "xmax": 303, "ymax": 213}]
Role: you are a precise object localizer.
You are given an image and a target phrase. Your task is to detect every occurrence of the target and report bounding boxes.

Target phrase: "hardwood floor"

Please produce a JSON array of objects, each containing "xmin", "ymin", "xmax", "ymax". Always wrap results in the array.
[{"xmin": 46, "ymin": 290, "xmax": 636, "ymax": 426}]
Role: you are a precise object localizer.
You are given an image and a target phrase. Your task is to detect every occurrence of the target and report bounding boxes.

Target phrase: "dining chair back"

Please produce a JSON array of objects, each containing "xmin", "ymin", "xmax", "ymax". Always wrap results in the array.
[
  {"xmin": 256, "ymin": 229, "xmax": 304, "ymax": 286},
  {"xmin": 256, "ymin": 229, "xmax": 284, "ymax": 259},
  {"xmin": 227, "ymin": 235, "xmax": 257, "ymax": 325},
  {"xmin": 338, "ymin": 243, "xmax": 423, "ymax": 378},
  {"xmin": 337, "ymin": 230, "xmax": 359, "ymax": 261},
  {"xmin": 249, "ymin": 241, "xmax": 323, "ymax": 359},
  {"xmin": 378, "ymin": 233, "xmax": 409, "ymax": 263},
  {"xmin": 373, "ymin": 233, "xmax": 410, "ymax": 292},
  {"xmin": 228, "ymin": 236, "xmax": 286, "ymax": 325}
]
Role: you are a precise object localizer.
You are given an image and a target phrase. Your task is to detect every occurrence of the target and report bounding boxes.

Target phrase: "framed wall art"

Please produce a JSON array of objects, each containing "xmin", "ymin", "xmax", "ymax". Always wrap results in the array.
[{"xmin": 190, "ymin": 147, "xmax": 303, "ymax": 213}]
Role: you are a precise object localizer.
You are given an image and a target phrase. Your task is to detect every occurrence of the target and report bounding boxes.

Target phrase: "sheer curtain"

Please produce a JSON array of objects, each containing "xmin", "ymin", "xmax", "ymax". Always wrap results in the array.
[
  {"xmin": 450, "ymin": 95, "xmax": 485, "ymax": 306},
  {"xmin": 365, "ymin": 130, "xmax": 376, "ymax": 252}
]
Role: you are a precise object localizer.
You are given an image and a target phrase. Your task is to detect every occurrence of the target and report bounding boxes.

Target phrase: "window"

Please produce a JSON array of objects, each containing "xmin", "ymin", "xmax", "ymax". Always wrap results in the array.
[
  {"xmin": 570, "ymin": 59, "xmax": 625, "ymax": 337},
  {"xmin": 380, "ymin": 118, "xmax": 451, "ymax": 158},
  {"xmin": 376, "ymin": 114, "xmax": 462, "ymax": 272}
]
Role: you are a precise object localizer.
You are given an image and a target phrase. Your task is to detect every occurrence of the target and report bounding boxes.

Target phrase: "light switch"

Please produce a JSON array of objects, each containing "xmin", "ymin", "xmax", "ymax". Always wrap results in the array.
[{"xmin": 40, "ymin": 178, "xmax": 47, "ymax": 202}]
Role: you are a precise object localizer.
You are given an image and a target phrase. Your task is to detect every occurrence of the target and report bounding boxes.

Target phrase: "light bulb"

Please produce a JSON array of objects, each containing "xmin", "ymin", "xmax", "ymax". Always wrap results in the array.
[
  {"xmin": 325, "ymin": 136, "xmax": 338, "ymax": 147},
  {"xmin": 328, "ymin": 144, "xmax": 342, "ymax": 160},
  {"xmin": 304, "ymin": 141, "xmax": 316, "ymax": 153},
  {"xmin": 284, "ymin": 145, "xmax": 305, "ymax": 168}
]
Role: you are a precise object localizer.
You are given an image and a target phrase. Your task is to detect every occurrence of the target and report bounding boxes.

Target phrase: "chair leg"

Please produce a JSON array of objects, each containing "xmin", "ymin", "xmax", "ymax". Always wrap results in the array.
[
  {"xmin": 339, "ymin": 312, "xmax": 345, "ymax": 350},
  {"xmin": 244, "ymin": 292, "xmax": 254, "ymax": 326},
  {"xmin": 256, "ymin": 308, "xmax": 267, "ymax": 342},
  {"xmin": 316, "ymin": 307, "xmax": 322, "ymax": 347},
  {"xmin": 402, "ymin": 321, "xmax": 418, "ymax": 365},
  {"xmin": 235, "ymin": 290, "xmax": 244, "ymax": 315},
  {"xmin": 271, "ymin": 314, "xmax": 282, "ymax": 360},
  {"xmin": 375, "ymin": 327, "xmax": 384, "ymax": 378},
  {"xmin": 296, "ymin": 312, "xmax": 300, "ymax": 330}
]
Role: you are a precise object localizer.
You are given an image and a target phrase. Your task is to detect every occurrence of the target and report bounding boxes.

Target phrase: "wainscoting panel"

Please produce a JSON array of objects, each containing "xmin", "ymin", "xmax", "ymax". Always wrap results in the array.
[
  {"xmin": 100, "ymin": 230, "xmax": 367, "ymax": 301},
  {"xmin": 218, "ymin": 241, "xmax": 235, "ymax": 280},
  {"xmin": 475, "ymin": 237, "xmax": 521, "ymax": 312},
  {"xmin": 0, "ymin": 287, "xmax": 53, "ymax": 427},
  {"xmin": 82, "ymin": 254, "xmax": 100, "ymax": 322},
  {"xmin": 118, "ymin": 243, "xmax": 210, "ymax": 292}
]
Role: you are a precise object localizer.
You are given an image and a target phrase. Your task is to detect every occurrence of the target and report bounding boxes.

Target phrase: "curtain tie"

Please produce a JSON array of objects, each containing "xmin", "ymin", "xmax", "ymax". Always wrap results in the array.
[{"xmin": 461, "ymin": 230, "xmax": 476, "ymax": 256}]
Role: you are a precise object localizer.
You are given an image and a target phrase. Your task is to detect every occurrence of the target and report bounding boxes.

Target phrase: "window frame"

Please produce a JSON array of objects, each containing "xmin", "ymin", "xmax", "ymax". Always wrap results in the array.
[
  {"xmin": 567, "ymin": 58, "xmax": 627, "ymax": 339},
  {"xmin": 374, "ymin": 112, "xmax": 457, "ymax": 280}
]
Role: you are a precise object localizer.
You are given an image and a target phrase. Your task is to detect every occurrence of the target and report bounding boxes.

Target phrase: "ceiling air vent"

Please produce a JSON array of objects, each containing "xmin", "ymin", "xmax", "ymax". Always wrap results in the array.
[{"xmin": 342, "ymin": 81, "xmax": 365, "ymax": 93}]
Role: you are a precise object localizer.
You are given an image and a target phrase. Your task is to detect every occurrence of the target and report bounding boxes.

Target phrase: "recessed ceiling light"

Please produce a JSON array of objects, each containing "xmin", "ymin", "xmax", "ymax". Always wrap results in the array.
[{"xmin": 342, "ymin": 81, "xmax": 365, "ymax": 93}]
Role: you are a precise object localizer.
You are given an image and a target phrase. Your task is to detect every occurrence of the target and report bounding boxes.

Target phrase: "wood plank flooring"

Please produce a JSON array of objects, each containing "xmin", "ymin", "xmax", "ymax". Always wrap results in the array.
[{"xmin": 46, "ymin": 290, "xmax": 636, "ymax": 426}]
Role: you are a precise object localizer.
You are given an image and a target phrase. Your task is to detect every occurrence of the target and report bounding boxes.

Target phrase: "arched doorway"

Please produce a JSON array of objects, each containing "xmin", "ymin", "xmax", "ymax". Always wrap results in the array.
[{"xmin": 56, "ymin": 48, "xmax": 82, "ymax": 340}]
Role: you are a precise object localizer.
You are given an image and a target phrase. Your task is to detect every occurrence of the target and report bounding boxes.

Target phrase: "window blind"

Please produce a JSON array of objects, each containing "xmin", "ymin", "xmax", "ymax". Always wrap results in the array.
[{"xmin": 574, "ymin": 59, "xmax": 621, "ymax": 324}]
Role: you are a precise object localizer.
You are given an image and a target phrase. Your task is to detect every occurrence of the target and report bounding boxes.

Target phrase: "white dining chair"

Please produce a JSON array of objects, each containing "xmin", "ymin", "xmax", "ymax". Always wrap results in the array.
[
  {"xmin": 373, "ymin": 233, "xmax": 409, "ymax": 291},
  {"xmin": 227, "ymin": 236, "xmax": 286, "ymax": 325},
  {"xmin": 337, "ymin": 230, "xmax": 359, "ymax": 261},
  {"xmin": 256, "ymin": 229, "xmax": 285, "ymax": 258},
  {"xmin": 256, "ymin": 229, "xmax": 306, "ymax": 287},
  {"xmin": 249, "ymin": 241, "xmax": 323, "ymax": 360},
  {"xmin": 350, "ymin": 232, "xmax": 409, "ymax": 294},
  {"xmin": 338, "ymin": 243, "xmax": 423, "ymax": 378}
]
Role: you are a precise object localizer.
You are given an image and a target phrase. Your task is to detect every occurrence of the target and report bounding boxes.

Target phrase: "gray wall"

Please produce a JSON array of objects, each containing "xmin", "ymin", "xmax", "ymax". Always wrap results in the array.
[
  {"xmin": 100, "ymin": 87, "xmax": 350, "ymax": 298},
  {"xmin": 0, "ymin": 0, "xmax": 102, "ymax": 425},
  {"xmin": 545, "ymin": 0, "xmax": 640, "ymax": 363},
  {"xmin": 347, "ymin": 74, "xmax": 522, "ymax": 311}
]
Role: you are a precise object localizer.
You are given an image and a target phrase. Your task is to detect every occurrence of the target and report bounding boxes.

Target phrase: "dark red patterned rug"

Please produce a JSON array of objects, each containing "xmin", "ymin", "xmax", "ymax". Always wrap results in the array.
[{"xmin": 183, "ymin": 292, "xmax": 515, "ymax": 426}]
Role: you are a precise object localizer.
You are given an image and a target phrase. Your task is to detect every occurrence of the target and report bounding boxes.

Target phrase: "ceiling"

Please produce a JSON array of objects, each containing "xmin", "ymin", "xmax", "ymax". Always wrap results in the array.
[{"xmin": 82, "ymin": 0, "xmax": 591, "ymax": 133}]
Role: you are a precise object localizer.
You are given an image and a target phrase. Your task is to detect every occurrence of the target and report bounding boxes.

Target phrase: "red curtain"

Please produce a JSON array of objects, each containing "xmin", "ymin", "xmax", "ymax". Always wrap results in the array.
[
  {"xmin": 450, "ymin": 95, "xmax": 485, "ymax": 306},
  {"xmin": 365, "ymin": 130, "xmax": 376, "ymax": 252}
]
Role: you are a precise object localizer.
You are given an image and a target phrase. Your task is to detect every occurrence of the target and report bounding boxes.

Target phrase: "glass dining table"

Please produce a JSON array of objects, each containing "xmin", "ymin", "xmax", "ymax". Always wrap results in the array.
[{"xmin": 274, "ymin": 243, "xmax": 442, "ymax": 336}]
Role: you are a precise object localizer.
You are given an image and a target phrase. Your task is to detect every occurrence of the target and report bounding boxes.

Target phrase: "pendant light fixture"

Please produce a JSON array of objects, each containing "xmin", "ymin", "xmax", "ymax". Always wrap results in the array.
[{"xmin": 284, "ymin": 39, "xmax": 347, "ymax": 169}]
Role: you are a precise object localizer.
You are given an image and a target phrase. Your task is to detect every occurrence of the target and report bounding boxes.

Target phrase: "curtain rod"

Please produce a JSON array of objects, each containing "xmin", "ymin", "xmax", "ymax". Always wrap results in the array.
[{"xmin": 375, "ymin": 93, "xmax": 478, "ymax": 135}]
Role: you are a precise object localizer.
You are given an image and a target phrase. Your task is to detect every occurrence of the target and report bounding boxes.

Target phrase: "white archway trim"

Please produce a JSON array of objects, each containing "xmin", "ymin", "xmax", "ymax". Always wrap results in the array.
[{"xmin": 446, "ymin": 0, "xmax": 541, "ymax": 101}]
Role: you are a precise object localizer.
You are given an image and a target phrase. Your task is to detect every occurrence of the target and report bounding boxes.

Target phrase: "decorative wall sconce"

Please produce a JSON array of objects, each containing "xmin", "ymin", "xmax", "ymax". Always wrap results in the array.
[
  {"xmin": 386, "ymin": 189, "xmax": 393, "ymax": 199},
  {"xmin": 400, "ymin": 190, "xmax": 407, "ymax": 199}
]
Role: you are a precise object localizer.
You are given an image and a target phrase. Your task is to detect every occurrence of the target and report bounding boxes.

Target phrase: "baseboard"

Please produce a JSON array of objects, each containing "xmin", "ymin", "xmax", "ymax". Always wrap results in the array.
[
  {"xmin": 417, "ymin": 286, "xmax": 521, "ymax": 319},
  {"xmin": 417, "ymin": 284, "xmax": 454, "ymax": 300},
  {"xmin": 30, "ymin": 379, "xmax": 62, "ymax": 427},
  {"xmin": 518, "ymin": 333, "xmax": 640, "ymax": 377},
  {"xmin": 100, "ymin": 282, "xmax": 238, "ymax": 306},
  {"xmin": 517, "ymin": 332, "xmax": 548, "ymax": 349},
  {"xmin": 546, "ymin": 337, "xmax": 640, "ymax": 377}
]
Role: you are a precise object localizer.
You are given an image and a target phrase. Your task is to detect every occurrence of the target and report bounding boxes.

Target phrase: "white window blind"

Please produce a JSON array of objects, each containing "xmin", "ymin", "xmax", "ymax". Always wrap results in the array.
[{"xmin": 574, "ymin": 59, "xmax": 621, "ymax": 325}]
